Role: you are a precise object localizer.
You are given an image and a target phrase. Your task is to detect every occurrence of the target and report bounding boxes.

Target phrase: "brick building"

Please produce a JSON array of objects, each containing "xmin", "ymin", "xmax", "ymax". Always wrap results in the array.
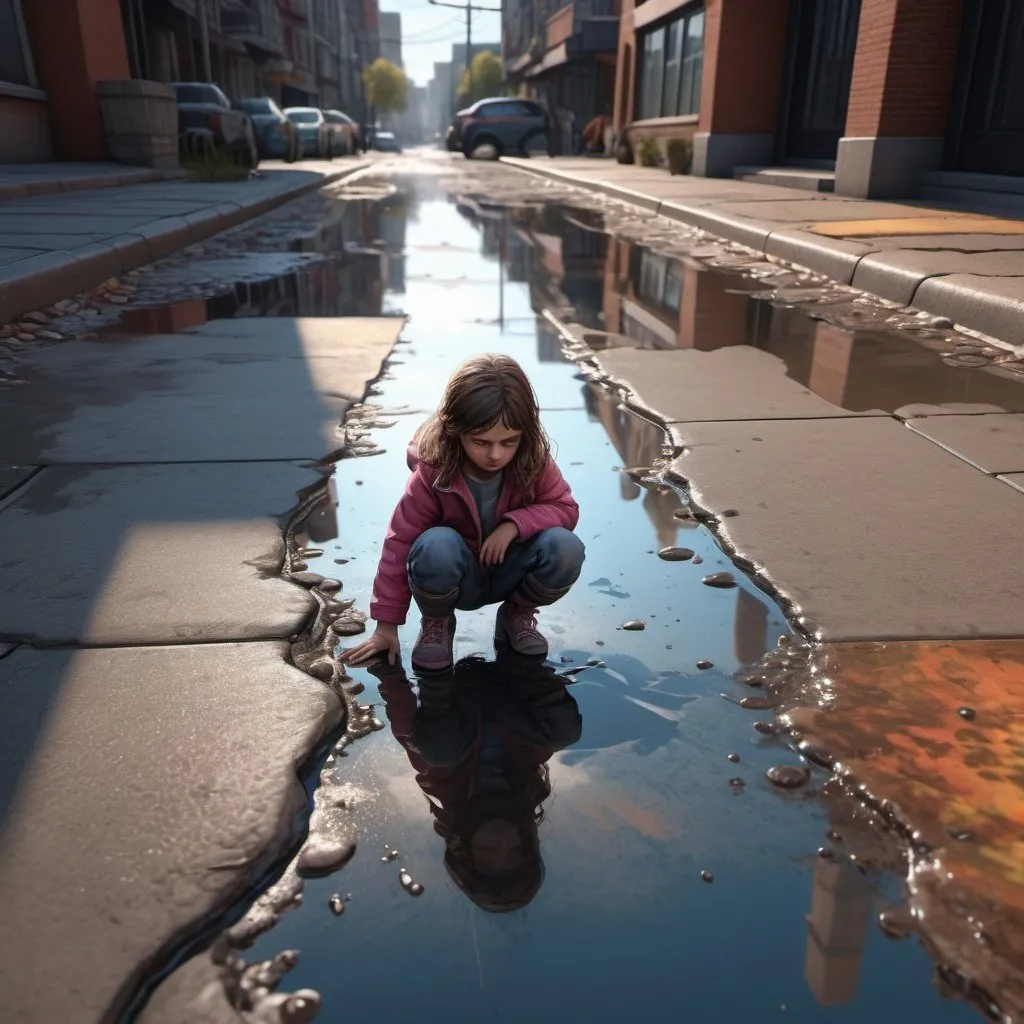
[
  {"xmin": 0, "ymin": 0, "xmax": 375, "ymax": 164},
  {"xmin": 611, "ymin": 0, "xmax": 1024, "ymax": 199}
]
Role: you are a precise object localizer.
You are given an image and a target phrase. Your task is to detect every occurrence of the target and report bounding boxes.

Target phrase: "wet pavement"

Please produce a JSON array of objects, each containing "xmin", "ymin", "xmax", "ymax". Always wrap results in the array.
[{"xmin": 125, "ymin": 161, "xmax": 1024, "ymax": 1023}]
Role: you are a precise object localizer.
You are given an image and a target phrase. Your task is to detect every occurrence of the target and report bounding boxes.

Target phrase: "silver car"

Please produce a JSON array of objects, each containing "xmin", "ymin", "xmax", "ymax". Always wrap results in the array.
[{"xmin": 283, "ymin": 107, "xmax": 334, "ymax": 159}]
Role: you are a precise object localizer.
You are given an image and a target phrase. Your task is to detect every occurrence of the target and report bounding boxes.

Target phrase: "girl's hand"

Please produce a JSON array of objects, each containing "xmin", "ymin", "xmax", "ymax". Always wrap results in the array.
[
  {"xmin": 479, "ymin": 521, "xmax": 519, "ymax": 566},
  {"xmin": 341, "ymin": 623, "xmax": 401, "ymax": 666}
]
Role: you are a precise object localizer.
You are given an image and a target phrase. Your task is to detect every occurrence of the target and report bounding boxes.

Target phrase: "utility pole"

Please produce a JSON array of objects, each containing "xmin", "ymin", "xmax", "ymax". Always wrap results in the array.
[
  {"xmin": 197, "ymin": 0, "xmax": 213, "ymax": 82},
  {"xmin": 427, "ymin": 0, "xmax": 500, "ymax": 105}
]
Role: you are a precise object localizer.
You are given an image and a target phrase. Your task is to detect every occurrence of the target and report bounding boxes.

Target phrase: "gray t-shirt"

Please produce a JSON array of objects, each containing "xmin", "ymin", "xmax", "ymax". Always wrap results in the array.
[{"xmin": 465, "ymin": 471, "xmax": 504, "ymax": 538}]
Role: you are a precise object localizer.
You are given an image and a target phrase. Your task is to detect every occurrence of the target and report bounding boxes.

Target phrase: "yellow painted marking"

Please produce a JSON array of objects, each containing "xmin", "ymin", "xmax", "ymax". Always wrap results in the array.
[{"xmin": 811, "ymin": 216, "xmax": 1024, "ymax": 237}]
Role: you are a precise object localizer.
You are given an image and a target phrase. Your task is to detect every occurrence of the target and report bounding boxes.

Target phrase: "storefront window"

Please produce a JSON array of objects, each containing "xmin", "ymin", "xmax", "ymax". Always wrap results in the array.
[
  {"xmin": 0, "ymin": 0, "xmax": 34, "ymax": 87},
  {"xmin": 637, "ymin": 3, "xmax": 703, "ymax": 119}
]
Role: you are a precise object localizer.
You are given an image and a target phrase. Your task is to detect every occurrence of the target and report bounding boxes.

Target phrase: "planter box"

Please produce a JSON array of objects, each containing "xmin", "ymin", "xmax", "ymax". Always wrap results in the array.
[{"xmin": 96, "ymin": 79, "xmax": 178, "ymax": 170}]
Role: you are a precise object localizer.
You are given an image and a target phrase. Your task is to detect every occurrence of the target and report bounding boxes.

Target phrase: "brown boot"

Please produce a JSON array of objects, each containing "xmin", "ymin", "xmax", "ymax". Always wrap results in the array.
[
  {"xmin": 494, "ymin": 575, "xmax": 571, "ymax": 658},
  {"xmin": 410, "ymin": 584, "xmax": 459, "ymax": 673}
]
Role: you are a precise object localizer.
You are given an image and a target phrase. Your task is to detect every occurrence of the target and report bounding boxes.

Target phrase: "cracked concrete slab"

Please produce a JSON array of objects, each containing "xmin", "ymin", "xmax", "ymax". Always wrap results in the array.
[
  {"xmin": 853, "ymin": 250, "xmax": 1024, "ymax": 305},
  {"xmin": 595, "ymin": 345, "xmax": 885, "ymax": 422},
  {"xmin": 908, "ymin": 413, "xmax": 1024, "ymax": 474},
  {"xmin": 0, "ymin": 462, "xmax": 320, "ymax": 645},
  {"xmin": 0, "ymin": 641, "xmax": 343, "ymax": 1024},
  {"xmin": 0, "ymin": 316, "xmax": 404, "ymax": 463},
  {"xmin": 668, "ymin": 417, "xmax": 1024, "ymax": 640},
  {"xmin": 1000, "ymin": 473, "xmax": 1024, "ymax": 494}
]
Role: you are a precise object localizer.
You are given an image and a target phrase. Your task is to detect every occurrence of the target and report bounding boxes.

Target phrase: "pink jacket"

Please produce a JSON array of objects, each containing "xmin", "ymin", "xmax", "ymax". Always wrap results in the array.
[{"xmin": 369, "ymin": 443, "xmax": 579, "ymax": 625}]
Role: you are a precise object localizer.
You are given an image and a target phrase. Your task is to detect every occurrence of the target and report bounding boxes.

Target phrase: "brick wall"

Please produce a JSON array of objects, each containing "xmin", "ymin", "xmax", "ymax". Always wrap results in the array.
[
  {"xmin": 23, "ymin": 0, "xmax": 130, "ymax": 161},
  {"xmin": 845, "ymin": 0, "xmax": 962, "ymax": 138},
  {"xmin": 703, "ymin": 0, "xmax": 789, "ymax": 135}
]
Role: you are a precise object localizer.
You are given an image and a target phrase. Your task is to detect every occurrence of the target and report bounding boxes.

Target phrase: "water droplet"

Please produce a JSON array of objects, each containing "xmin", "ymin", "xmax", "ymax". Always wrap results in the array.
[
  {"xmin": 700, "ymin": 870, "xmax": 714, "ymax": 883},
  {"xmin": 399, "ymin": 868, "xmax": 424, "ymax": 896},
  {"xmin": 729, "ymin": 777, "xmax": 745, "ymax": 790},
  {"xmin": 765, "ymin": 765, "xmax": 810, "ymax": 789},
  {"xmin": 702, "ymin": 572, "xmax": 737, "ymax": 589},
  {"xmin": 622, "ymin": 620, "xmax": 646, "ymax": 631},
  {"xmin": 691, "ymin": 556, "xmax": 703, "ymax": 565},
  {"xmin": 817, "ymin": 847, "xmax": 835, "ymax": 859},
  {"xmin": 827, "ymin": 830, "xmax": 842, "ymax": 843},
  {"xmin": 657, "ymin": 546, "xmax": 695, "ymax": 562},
  {"xmin": 328, "ymin": 894, "xmax": 345, "ymax": 915},
  {"xmin": 947, "ymin": 825, "xmax": 974, "ymax": 842},
  {"xmin": 753, "ymin": 720, "xmax": 777, "ymax": 735},
  {"xmin": 957, "ymin": 706, "xmax": 976, "ymax": 721},
  {"xmin": 727, "ymin": 753, "xmax": 740, "ymax": 763},
  {"xmin": 721, "ymin": 509, "xmax": 740, "ymax": 518},
  {"xmin": 696, "ymin": 659, "xmax": 713, "ymax": 670}
]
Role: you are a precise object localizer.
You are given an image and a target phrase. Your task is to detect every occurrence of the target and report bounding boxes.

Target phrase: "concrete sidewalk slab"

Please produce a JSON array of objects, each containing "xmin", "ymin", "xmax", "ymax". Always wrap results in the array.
[
  {"xmin": 595, "ymin": 345, "xmax": 884, "ymax": 421},
  {"xmin": 914, "ymin": 274, "xmax": 1024, "ymax": 347},
  {"xmin": 0, "ymin": 164, "xmax": 368, "ymax": 325},
  {"xmin": 0, "ymin": 316, "xmax": 404, "ymax": 463},
  {"xmin": 853, "ymin": 249, "xmax": 1024, "ymax": 305},
  {"xmin": 908, "ymin": 413, "xmax": 1024, "ymax": 474},
  {"xmin": 0, "ymin": 162, "xmax": 174, "ymax": 200},
  {"xmin": 0, "ymin": 641, "xmax": 342, "ymax": 1024},
  {"xmin": 1001, "ymin": 473, "xmax": 1024, "ymax": 494},
  {"xmin": 668, "ymin": 417, "xmax": 1024, "ymax": 640},
  {"xmin": 0, "ymin": 461, "xmax": 319, "ymax": 646}
]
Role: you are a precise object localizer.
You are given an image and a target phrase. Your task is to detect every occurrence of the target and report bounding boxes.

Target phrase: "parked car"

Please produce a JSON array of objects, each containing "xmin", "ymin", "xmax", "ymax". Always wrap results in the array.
[
  {"xmin": 172, "ymin": 82, "xmax": 259, "ymax": 167},
  {"xmin": 234, "ymin": 97, "xmax": 300, "ymax": 162},
  {"xmin": 283, "ymin": 107, "xmax": 334, "ymax": 159},
  {"xmin": 323, "ymin": 110, "xmax": 358, "ymax": 155},
  {"xmin": 447, "ymin": 98, "xmax": 549, "ymax": 158},
  {"xmin": 373, "ymin": 131, "xmax": 402, "ymax": 153}
]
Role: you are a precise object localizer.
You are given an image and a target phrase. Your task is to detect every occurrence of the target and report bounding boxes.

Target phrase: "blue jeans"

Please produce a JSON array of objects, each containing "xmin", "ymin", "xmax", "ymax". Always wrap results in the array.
[{"xmin": 407, "ymin": 527, "xmax": 585, "ymax": 610}]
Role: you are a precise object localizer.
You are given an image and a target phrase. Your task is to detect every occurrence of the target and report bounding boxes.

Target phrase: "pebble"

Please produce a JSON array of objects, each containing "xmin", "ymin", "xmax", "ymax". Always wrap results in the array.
[
  {"xmin": 307, "ymin": 658, "xmax": 335, "ymax": 682},
  {"xmin": 957, "ymin": 706, "xmax": 976, "ymax": 721},
  {"xmin": 765, "ymin": 765, "xmax": 811, "ymax": 790},
  {"xmin": 946, "ymin": 826, "xmax": 973, "ymax": 842},
  {"xmin": 696, "ymin": 659, "xmax": 713, "ymax": 670},
  {"xmin": 727, "ymin": 753, "xmax": 740, "ymax": 763},
  {"xmin": 399, "ymin": 868, "xmax": 424, "ymax": 896},
  {"xmin": 702, "ymin": 571, "xmax": 737, "ymax": 589},
  {"xmin": 292, "ymin": 560, "xmax": 308, "ymax": 573},
  {"xmin": 622, "ymin": 620, "xmax": 646, "ymax": 631},
  {"xmin": 37, "ymin": 330, "xmax": 62, "ymax": 340},
  {"xmin": 700, "ymin": 870, "xmax": 714, "ymax": 883},
  {"xmin": 691, "ymin": 555, "xmax": 703, "ymax": 565},
  {"xmin": 328, "ymin": 894, "xmax": 345, "ymax": 915},
  {"xmin": 657, "ymin": 546, "xmax": 695, "ymax": 561},
  {"xmin": 728, "ymin": 777, "xmax": 745, "ymax": 790},
  {"xmin": 817, "ymin": 847, "xmax": 835, "ymax": 859},
  {"xmin": 296, "ymin": 837, "xmax": 356, "ymax": 877},
  {"xmin": 319, "ymin": 578, "xmax": 342, "ymax": 593},
  {"xmin": 739, "ymin": 695, "xmax": 774, "ymax": 710},
  {"xmin": 720, "ymin": 509, "xmax": 740, "ymax": 518},
  {"xmin": 22, "ymin": 310, "xmax": 50, "ymax": 324}
]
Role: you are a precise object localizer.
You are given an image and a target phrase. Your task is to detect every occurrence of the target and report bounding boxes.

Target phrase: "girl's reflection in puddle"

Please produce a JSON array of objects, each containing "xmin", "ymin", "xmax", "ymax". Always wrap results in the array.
[{"xmin": 368, "ymin": 653, "xmax": 582, "ymax": 912}]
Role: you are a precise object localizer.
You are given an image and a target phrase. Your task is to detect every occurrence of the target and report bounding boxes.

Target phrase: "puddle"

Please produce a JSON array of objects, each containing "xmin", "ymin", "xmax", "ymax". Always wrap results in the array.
[{"xmin": 134, "ymin": 173, "xmax": 1010, "ymax": 1022}]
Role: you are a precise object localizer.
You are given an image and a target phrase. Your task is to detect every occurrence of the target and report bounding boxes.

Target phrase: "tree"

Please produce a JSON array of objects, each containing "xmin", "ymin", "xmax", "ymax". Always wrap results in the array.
[
  {"xmin": 456, "ymin": 51, "xmax": 507, "ymax": 105},
  {"xmin": 362, "ymin": 58, "xmax": 409, "ymax": 117}
]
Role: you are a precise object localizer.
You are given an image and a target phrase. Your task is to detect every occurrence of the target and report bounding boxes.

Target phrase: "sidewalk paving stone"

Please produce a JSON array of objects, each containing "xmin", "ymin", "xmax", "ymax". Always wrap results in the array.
[
  {"xmin": 0, "ymin": 640, "xmax": 343, "ymax": 1024},
  {"xmin": 0, "ymin": 165, "xmax": 368, "ymax": 324},
  {"xmin": 0, "ymin": 464, "xmax": 35, "ymax": 500},
  {"xmin": 0, "ymin": 461, "xmax": 319, "ymax": 646},
  {"xmin": 668, "ymin": 416, "xmax": 1024, "ymax": 640},
  {"xmin": 0, "ymin": 316, "xmax": 404, "ymax": 463},
  {"xmin": 1000, "ymin": 473, "xmax": 1024, "ymax": 493},
  {"xmin": 908, "ymin": 413, "xmax": 1024, "ymax": 474},
  {"xmin": 594, "ymin": 345, "xmax": 886, "ymax": 421},
  {"xmin": 853, "ymin": 249, "xmax": 1024, "ymax": 305}
]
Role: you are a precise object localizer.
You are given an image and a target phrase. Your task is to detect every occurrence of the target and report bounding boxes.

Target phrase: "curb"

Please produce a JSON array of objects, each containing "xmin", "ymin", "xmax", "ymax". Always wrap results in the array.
[
  {"xmin": 501, "ymin": 157, "xmax": 1024, "ymax": 349},
  {"xmin": 0, "ymin": 163, "xmax": 369, "ymax": 326},
  {"xmin": 0, "ymin": 167, "xmax": 182, "ymax": 202}
]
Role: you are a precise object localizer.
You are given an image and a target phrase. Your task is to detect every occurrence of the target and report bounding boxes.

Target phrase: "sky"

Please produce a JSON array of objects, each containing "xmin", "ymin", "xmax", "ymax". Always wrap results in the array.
[{"xmin": 379, "ymin": 0, "xmax": 502, "ymax": 87}]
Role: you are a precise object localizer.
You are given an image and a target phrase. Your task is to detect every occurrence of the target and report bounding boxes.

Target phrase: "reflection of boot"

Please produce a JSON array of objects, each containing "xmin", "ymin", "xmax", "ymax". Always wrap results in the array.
[
  {"xmin": 411, "ymin": 584, "xmax": 458, "ymax": 673},
  {"xmin": 495, "ymin": 574, "xmax": 571, "ymax": 657}
]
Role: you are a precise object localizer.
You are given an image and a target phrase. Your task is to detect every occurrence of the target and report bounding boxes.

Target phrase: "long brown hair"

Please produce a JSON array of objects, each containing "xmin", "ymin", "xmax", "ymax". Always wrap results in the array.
[{"xmin": 416, "ymin": 354, "xmax": 550, "ymax": 494}]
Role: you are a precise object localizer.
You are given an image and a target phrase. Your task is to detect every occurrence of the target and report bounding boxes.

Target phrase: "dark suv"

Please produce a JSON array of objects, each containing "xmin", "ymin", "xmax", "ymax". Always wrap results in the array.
[{"xmin": 447, "ymin": 98, "xmax": 549, "ymax": 158}]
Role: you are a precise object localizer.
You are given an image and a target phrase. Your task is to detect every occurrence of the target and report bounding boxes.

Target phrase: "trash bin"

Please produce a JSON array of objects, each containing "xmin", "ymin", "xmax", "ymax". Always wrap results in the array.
[{"xmin": 96, "ymin": 79, "xmax": 179, "ymax": 170}]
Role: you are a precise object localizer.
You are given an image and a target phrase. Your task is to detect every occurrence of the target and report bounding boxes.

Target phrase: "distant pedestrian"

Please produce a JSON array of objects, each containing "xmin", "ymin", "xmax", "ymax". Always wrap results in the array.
[{"xmin": 341, "ymin": 353, "xmax": 585, "ymax": 673}]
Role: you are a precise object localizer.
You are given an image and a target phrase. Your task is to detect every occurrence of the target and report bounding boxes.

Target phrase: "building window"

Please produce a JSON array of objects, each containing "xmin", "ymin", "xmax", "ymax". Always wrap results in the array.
[
  {"xmin": 637, "ymin": 3, "xmax": 703, "ymax": 119},
  {"xmin": 0, "ymin": 0, "xmax": 35, "ymax": 87}
]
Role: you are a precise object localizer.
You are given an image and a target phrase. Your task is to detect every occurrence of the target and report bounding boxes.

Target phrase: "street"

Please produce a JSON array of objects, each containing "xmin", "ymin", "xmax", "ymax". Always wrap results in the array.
[{"xmin": 1, "ymin": 150, "xmax": 1023, "ymax": 1024}]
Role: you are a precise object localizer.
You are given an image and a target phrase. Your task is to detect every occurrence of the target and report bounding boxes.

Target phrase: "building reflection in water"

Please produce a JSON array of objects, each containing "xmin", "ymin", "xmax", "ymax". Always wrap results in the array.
[{"xmin": 370, "ymin": 654, "xmax": 582, "ymax": 913}]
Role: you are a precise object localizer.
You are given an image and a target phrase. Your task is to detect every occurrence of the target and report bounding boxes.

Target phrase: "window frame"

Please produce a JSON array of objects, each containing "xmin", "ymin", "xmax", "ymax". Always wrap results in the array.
[
  {"xmin": 0, "ymin": 0, "xmax": 39, "ymax": 93},
  {"xmin": 636, "ymin": 2, "xmax": 704, "ymax": 120}
]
